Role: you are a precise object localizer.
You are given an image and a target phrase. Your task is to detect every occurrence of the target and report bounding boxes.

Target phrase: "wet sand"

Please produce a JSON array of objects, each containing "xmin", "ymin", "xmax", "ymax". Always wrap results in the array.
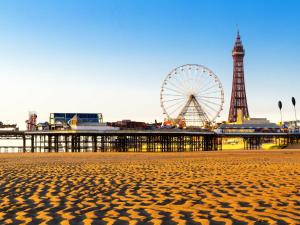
[{"xmin": 0, "ymin": 150, "xmax": 299, "ymax": 224}]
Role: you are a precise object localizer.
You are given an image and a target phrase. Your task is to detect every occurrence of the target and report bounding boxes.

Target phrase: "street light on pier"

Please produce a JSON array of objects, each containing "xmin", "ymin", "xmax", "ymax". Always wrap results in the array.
[
  {"xmin": 278, "ymin": 100, "xmax": 283, "ymax": 126},
  {"xmin": 292, "ymin": 97, "xmax": 297, "ymax": 128}
]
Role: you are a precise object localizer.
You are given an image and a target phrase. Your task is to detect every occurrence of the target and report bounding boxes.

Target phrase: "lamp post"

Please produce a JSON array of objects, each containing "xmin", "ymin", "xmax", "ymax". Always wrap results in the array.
[
  {"xmin": 278, "ymin": 100, "xmax": 283, "ymax": 126},
  {"xmin": 292, "ymin": 97, "xmax": 297, "ymax": 128}
]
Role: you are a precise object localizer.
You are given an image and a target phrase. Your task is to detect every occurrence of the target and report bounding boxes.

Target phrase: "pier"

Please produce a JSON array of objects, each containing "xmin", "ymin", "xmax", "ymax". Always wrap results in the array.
[
  {"xmin": 23, "ymin": 131, "xmax": 221, "ymax": 153},
  {"xmin": 0, "ymin": 130, "xmax": 299, "ymax": 152}
]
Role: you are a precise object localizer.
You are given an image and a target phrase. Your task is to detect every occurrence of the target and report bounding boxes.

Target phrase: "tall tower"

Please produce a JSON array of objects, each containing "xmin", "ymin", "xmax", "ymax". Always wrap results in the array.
[{"xmin": 228, "ymin": 31, "xmax": 249, "ymax": 122}]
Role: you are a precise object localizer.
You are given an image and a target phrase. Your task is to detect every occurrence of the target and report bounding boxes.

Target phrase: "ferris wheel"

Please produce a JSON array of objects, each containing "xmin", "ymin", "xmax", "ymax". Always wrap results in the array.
[{"xmin": 160, "ymin": 64, "xmax": 224, "ymax": 127}]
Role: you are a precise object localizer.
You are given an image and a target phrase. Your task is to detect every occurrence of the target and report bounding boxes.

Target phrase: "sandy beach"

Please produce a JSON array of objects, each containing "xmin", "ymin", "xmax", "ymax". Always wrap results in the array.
[{"xmin": 0, "ymin": 150, "xmax": 299, "ymax": 224}]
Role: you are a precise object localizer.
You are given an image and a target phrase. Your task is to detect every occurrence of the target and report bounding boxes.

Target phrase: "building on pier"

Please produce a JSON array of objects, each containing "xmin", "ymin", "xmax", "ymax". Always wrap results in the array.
[
  {"xmin": 0, "ymin": 122, "xmax": 18, "ymax": 131},
  {"xmin": 218, "ymin": 123, "xmax": 280, "ymax": 133},
  {"xmin": 48, "ymin": 113, "xmax": 118, "ymax": 131},
  {"xmin": 107, "ymin": 120, "xmax": 147, "ymax": 130}
]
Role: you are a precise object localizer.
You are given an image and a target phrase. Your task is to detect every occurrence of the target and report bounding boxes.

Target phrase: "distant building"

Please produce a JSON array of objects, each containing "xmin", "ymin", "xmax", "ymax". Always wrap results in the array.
[
  {"xmin": 283, "ymin": 120, "xmax": 299, "ymax": 133},
  {"xmin": 108, "ymin": 120, "xmax": 147, "ymax": 130},
  {"xmin": 284, "ymin": 120, "xmax": 299, "ymax": 128},
  {"xmin": 219, "ymin": 122, "xmax": 280, "ymax": 133},
  {"xmin": 36, "ymin": 122, "xmax": 49, "ymax": 131},
  {"xmin": 243, "ymin": 118, "xmax": 271, "ymax": 125},
  {"xmin": 222, "ymin": 104, "xmax": 280, "ymax": 133},
  {"xmin": 219, "ymin": 115, "xmax": 280, "ymax": 133},
  {"xmin": 0, "ymin": 122, "xmax": 18, "ymax": 131}
]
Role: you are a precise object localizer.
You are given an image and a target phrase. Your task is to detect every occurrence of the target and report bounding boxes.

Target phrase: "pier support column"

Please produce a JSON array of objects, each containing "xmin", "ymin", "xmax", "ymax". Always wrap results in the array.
[
  {"xmin": 100, "ymin": 136, "xmax": 104, "ymax": 152},
  {"xmin": 23, "ymin": 135, "xmax": 26, "ymax": 153},
  {"xmin": 48, "ymin": 135, "xmax": 52, "ymax": 152},
  {"xmin": 31, "ymin": 135, "xmax": 34, "ymax": 153},
  {"xmin": 54, "ymin": 135, "xmax": 59, "ymax": 152},
  {"xmin": 65, "ymin": 135, "xmax": 68, "ymax": 152},
  {"xmin": 92, "ymin": 136, "xmax": 97, "ymax": 152},
  {"xmin": 71, "ymin": 135, "xmax": 75, "ymax": 152}
]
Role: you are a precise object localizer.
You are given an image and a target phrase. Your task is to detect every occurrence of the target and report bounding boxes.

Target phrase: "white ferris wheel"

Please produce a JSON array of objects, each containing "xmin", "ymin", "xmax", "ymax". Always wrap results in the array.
[{"xmin": 160, "ymin": 64, "xmax": 224, "ymax": 127}]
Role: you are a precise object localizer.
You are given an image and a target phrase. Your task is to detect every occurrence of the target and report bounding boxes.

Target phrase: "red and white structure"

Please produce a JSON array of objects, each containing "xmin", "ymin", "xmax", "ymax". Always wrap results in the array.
[{"xmin": 26, "ymin": 111, "xmax": 37, "ymax": 131}]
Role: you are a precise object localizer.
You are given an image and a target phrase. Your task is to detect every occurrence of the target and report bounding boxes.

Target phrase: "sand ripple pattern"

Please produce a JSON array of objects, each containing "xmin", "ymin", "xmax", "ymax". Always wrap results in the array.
[{"xmin": 0, "ymin": 151, "xmax": 299, "ymax": 224}]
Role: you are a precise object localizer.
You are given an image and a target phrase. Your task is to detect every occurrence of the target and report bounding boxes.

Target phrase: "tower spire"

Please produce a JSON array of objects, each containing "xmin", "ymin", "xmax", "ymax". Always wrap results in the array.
[
  {"xmin": 236, "ymin": 24, "xmax": 240, "ymax": 39},
  {"xmin": 228, "ymin": 31, "xmax": 250, "ymax": 122}
]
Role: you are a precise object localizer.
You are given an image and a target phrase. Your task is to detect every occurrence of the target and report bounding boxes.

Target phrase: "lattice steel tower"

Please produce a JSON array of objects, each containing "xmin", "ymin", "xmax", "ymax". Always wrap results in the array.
[{"xmin": 228, "ymin": 31, "xmax": 249, "ymax": 122}]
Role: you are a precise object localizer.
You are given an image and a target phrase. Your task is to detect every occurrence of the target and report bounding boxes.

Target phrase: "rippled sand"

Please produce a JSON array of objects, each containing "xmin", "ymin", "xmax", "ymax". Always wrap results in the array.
[{"xmin": 0, "ymin": 150, "xmax": 299, "ymax": 224}]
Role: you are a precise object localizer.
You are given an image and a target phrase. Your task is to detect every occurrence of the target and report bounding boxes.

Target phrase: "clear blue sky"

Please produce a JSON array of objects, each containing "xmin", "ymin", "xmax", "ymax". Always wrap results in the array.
[{"xmin": 0, "ymin": 0, "xmax": 299, "ymax": 128}]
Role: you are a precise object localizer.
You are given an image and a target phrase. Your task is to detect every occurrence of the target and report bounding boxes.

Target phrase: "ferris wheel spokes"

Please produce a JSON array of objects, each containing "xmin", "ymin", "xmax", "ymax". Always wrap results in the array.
[{"xmin": 160, "ymin": 64, "xmax": 224, "ymax": 127}]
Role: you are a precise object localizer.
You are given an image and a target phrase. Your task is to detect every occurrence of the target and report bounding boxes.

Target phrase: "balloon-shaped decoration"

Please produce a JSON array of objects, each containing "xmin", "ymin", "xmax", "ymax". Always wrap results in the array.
[
  {"xmin": 292, "ymin": 97, "xmax": 296, "ymax": 107},
  {"xmin": 278, "ymin": 101, "xmax": 282, "ymax": 110}
]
